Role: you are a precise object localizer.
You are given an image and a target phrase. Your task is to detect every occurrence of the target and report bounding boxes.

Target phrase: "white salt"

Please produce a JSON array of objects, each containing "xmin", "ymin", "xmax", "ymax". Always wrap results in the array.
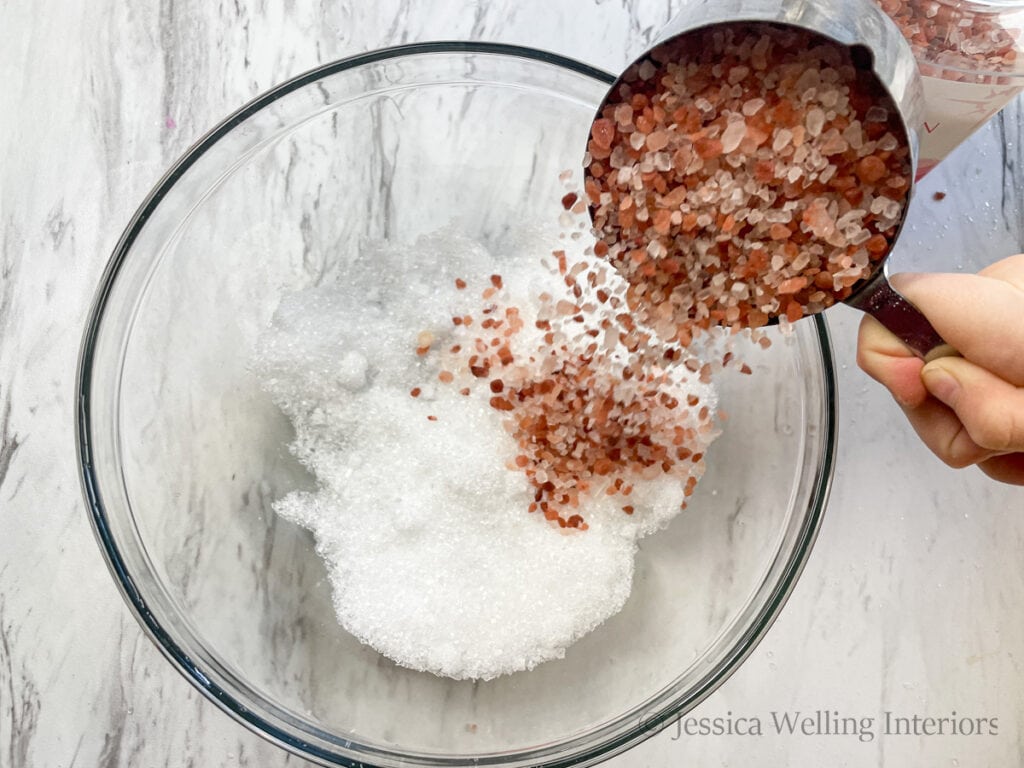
[{"xmin": 253, "ymin": 230, "xmax": 718, "ymax": 681}]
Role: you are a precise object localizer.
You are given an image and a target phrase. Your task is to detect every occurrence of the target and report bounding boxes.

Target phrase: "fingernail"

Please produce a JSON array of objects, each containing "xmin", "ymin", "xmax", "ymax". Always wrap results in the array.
[{"xmin": 921, "ymin": 364, "xmax": 960, "ymax": 407}]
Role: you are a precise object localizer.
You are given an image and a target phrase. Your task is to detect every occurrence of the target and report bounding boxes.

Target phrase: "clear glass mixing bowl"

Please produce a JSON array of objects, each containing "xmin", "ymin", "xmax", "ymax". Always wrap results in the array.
[{"xmin": 77, "ymin": 42, "xmax": 837, "ymax": 768}]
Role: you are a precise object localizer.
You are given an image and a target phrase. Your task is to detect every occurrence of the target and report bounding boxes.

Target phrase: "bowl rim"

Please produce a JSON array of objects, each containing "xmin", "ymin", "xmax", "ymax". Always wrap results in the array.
[{"xmin": 76, "ymin": 40, "xmax": 837, "ymax": 768}]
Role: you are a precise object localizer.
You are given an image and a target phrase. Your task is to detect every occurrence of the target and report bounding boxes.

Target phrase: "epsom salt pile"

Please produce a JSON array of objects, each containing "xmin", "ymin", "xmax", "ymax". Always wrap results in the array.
[
  {"xmin": 254, "ymin": 228, "xmax": 720, "ymax": 680},
  {"xmin": 584, "ymin": 25, "xmax": 912, "ymax": 344}
]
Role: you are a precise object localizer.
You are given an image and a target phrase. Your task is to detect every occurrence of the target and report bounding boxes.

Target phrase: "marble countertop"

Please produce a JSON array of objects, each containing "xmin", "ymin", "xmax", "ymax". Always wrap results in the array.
[{"xmin": 2, "ymin": 1, "xmax": 1023, "ymax": 766}]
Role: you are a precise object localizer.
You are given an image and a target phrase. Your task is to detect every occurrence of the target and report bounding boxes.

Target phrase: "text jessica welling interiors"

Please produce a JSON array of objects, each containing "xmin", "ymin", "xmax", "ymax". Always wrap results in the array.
[{"xmin": 658, "ymin": 710, "xmax": 999, "ymax": 742}]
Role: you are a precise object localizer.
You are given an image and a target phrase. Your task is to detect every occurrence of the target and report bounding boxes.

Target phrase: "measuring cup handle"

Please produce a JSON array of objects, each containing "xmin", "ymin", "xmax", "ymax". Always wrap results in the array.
[{"xmin": 844, "ymin": 267, "xmax": 958, "ymax": 362}]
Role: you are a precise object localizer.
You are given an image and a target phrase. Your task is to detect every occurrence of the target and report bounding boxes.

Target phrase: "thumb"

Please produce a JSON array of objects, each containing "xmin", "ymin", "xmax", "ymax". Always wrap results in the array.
[{"xmin": 921, "ymin": 357, "xmax": 1024, "ymax": 454}]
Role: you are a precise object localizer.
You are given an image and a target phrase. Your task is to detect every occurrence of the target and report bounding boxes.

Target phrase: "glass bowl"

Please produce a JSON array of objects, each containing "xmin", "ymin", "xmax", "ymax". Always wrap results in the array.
[{"xmin": 77, "ymin": 42, "xmax": 836, "ymax": 768}]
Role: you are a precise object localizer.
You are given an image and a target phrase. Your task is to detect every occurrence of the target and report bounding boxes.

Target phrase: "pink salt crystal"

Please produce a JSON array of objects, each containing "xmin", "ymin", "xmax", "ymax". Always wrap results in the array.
[
  {"xmin": 877, "ymin": 133, "xmax": 900, "ymax": 151},
  {"xmin": 728, "ymin": 65, "xmax": 751, "ymax": 84},
  {"xmin": 609, "ymin": 145, "xmax": 630, "ymax": 169},
  {"xmin": 751, "ymin": 34, "xmax": 770, "ymax": 69},
  {"xmin": 742, "ymin": 97, "xmax": 766, "ymax": 116},
  {"xmin": 803, "ymin": 199, "xmax": 836, "ymax": 238},
  {"xmin": 776, "ymin": 276, "xmax": 809, "ymax": 294},
  {"xmin": 646, "ymin": 130, "xmax": 670, "ymax": 152},
  {"xmin": 805, "ymin": 107, "xmax": 826, "ymax": 137},
  {"xmin": 772, "ymin": 128, "xmax": 794, "ymax": 153},
  {"xmin": 720, "ymin": 119, "xmax": 747, "ymax": 153},
  {"xmin": 820, "ymin": 132, "xmax": 848, "ymax": 156},
  {"xmin": 614, "ymin": 103, "xmax": 634, "ymax": 127},
  {"xmin": 865, "ymin": 105, "xmax": 888, "ymax": 123},
  {"xmin": 843, "ymin": 122, "xmax": 864, "ymax": 150}
]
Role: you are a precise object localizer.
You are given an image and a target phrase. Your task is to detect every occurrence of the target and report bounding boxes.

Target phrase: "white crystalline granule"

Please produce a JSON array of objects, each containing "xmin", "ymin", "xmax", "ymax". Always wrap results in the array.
[{"xmin": 254, "ymin": 231, "xmax": 718, "ymax": 680}]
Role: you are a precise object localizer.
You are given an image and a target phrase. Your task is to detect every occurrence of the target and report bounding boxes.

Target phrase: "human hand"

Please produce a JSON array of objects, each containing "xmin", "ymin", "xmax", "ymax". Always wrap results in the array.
[{"xmin": 856, "ymin": 254, "xmax": 1024, "ymax": 485}]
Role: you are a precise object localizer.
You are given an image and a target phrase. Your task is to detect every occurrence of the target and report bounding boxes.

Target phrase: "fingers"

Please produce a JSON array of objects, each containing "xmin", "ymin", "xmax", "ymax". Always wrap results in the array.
[
  {"xmin": 890, "ymin": 271, "xmax": 1024, "ymax": 386},
  {"xmin": 856, "ymin": 314, "xmax": 929, "ymax": 408},
  {"xmin": 978, "ymin": 252, "xmax": 1024, "ymax": 290},
  {"xmin": 899, "ymin": 395, "xmax": 993, "ymax": 469},
  {"xmin": 856, "ymin": 255, "xmax": 1024, "ymax": 485},
  {"xmin": 921, "ymin": 356, "xmax": 1024, "ymax": 454},
  {"xmin": 978, "ymin": 453, "xmax": 1024, "ymax": 486},
  {"xmin": 858, "ymin": 313, "xmax": 996, "ymax": 466}
]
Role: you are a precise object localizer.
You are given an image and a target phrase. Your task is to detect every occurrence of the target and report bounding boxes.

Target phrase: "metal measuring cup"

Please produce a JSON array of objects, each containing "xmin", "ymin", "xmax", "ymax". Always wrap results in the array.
[{"xmin": 592, "ymin": 0, "xmax": 956, "ymax": 360}]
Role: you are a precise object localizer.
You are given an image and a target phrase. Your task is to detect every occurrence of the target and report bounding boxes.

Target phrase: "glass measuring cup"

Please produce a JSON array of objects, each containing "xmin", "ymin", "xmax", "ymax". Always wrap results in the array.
[{"xmin": 873, "ymin": 0, "xmax": 1024, "ymax": 178}]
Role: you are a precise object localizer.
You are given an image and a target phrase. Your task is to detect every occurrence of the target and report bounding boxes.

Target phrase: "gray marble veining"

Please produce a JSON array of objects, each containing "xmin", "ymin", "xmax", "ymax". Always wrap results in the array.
[{"xmin": 2, "ymin": 1, "xmax": 1024, "ymax": 766}]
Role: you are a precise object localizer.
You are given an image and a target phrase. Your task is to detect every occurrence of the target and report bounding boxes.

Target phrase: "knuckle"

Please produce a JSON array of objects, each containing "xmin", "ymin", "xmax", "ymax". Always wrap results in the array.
[
  {"xmin": 936, "ymin": 424, "xmax": 988, "ymax": 468},
  {"xmin": 941, "ymin": 452, "xmax": 976, "ymax": 470}
]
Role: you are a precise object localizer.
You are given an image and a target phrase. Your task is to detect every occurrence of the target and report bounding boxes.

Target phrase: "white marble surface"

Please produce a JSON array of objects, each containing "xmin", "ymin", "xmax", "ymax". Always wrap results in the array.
[{"xmin": 2, "ymin": 1, "xmax": 1023, "ymax": 766}]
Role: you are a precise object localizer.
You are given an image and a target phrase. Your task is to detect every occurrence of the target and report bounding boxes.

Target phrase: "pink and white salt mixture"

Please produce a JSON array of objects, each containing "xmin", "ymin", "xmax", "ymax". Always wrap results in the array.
[
  {"xmin": 254, "ymin": 26, "xmax": 911, "ymax": 681},
  {"xmin": 254, "ymin": 226, "xmax": 721, "ymax": 680}
]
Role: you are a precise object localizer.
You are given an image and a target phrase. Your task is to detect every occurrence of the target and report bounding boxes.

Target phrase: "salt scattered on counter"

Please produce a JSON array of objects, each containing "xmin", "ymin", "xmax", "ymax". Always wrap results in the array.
[{"xmin": 253, "ymin": 230, "xmax": 719, "ymax": 680}]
